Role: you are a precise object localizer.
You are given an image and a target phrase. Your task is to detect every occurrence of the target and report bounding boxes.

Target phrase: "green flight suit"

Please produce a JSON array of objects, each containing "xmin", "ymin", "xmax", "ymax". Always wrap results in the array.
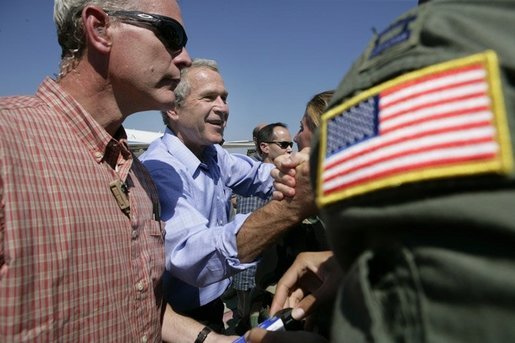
[{"xmin": 311, "ymin": 0, "xmax": 515, "ymax": 341}]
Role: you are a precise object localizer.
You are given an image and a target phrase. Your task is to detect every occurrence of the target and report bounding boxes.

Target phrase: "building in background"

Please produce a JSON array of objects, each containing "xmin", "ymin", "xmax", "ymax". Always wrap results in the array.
[{"xmin": 126, "ymin": 129, "xmax": 255, "ymax": 157}]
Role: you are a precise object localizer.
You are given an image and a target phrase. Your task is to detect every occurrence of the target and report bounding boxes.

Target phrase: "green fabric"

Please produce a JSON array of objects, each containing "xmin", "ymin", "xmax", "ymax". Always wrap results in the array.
[
  {"xmin": 310, "ymin": 0, "xmax": 515, "ymax": 341},
  {"xmin": 327, "ymin": 0, "xmax": 515, "ymax": 166}
]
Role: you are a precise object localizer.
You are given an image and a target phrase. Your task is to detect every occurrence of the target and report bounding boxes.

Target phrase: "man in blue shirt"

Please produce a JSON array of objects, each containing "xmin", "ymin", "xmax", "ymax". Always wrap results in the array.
[{"xmin": 140, "ymin": 59, "xmax": 316, "ymax": 332}]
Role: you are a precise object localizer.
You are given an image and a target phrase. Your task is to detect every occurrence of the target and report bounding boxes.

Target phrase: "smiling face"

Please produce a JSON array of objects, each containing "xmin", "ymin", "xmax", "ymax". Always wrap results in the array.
[{"xmin": 169, "ymin": 66, "xmax": 229, "ymax": 156}]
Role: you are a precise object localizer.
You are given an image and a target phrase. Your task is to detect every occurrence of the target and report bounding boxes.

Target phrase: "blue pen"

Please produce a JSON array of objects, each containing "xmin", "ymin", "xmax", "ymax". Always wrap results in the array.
[{"xmin": 232, "ymin": 308, "xmax": 302, "ymax": 343}]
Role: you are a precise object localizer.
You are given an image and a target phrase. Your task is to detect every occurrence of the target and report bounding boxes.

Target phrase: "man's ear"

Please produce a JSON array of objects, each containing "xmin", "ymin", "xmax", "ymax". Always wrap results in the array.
[
  {"xmin": 166, "ymin": 107, "xmax": 180, "ymax": 122},
  {"xmin": 260, "ymin": 142, "xmax": 269, "ymax": 154},
  {"xmin": 82, "ymin": 6, "xmax": 112, "ymax": 54}
]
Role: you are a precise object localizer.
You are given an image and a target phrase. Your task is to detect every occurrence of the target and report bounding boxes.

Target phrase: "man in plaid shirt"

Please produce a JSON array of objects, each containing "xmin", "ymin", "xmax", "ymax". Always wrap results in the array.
[{"xmin": 0, "ymin": 0, "xmax": 195, "ymax": 341}]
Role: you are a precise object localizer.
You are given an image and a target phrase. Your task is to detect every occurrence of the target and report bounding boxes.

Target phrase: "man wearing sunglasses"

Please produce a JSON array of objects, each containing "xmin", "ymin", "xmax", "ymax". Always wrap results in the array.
[
  {"xmin": 0, "ymin": 0, "xmax": 205, "ymax": 341},
  {"xmin": 140, "ymin": 59, "xmax": 317, "ymax": 334},
  {"xmin": 257, "ymin": 123, "xmax": 294, "ymax": 161}
]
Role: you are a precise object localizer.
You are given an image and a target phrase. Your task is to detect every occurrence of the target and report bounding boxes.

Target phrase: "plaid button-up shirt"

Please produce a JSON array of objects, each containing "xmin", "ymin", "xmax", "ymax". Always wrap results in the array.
[
  {"xmin": 232, "ymin": 195, "xmax": 270, "ymax": 291},
  {"xmin": 0, "ymin": 78, "xmax": 165, "ymax": 342}
]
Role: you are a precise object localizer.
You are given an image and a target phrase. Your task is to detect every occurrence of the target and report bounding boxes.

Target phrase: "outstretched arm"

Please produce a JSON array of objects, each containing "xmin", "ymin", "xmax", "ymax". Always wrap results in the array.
[{"xmin": 237, "ymin": 154, "xmax": 318, "ymax": 263}]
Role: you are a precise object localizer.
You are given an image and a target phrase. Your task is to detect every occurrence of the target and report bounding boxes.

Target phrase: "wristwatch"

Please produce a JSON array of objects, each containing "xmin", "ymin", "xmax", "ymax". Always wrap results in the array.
[{"xmin": 194, "ymin": 326, "xmax": 212, "ymax": 343}]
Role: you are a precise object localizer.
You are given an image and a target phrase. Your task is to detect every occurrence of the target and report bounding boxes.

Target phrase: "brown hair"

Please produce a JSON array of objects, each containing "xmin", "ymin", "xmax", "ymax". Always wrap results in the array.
[{"xmin": 304, "ymin": 90, "xmax": 334, "ymax": 131}]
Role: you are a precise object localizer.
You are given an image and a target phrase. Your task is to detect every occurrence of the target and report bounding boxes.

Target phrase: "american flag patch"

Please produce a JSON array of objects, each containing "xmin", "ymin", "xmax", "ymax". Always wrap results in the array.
[{"xmin": 317, "ymin": 51, "xmax": 513, "ymax": 206}]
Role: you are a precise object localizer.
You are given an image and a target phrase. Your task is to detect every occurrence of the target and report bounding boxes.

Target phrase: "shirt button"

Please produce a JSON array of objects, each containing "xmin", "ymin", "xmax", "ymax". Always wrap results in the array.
[
  {"xmin": 94, "ymin": 152, "xmax": 103, "ymax": 159},
  {"xmin": 136, "ymin": 281, "xmax": 145, "ymax": 292},
  {"xmin": 131, "ymin": 229, "xmax": 138, "ymax": 240},
  {"xmin": 141, "ymin": 335, "xmax": 148, "ymax": 343}
]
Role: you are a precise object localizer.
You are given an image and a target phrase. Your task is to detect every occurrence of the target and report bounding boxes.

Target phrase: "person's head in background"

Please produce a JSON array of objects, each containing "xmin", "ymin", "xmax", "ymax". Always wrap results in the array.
[
  {"xmin": 294, "ymin": 90, "xmax": 335, "ymax": 150},
  {"xmin": 162, "ymin": 58, "xmax": 228, "ymax": 157},
  {"xmin": 252, "ymin": 123, "xmax": 267, "ymax": 159},
  {"xmin": 253, "ymin": 123, "xmax": 267, "ymax": 148},
  {"xmin": 54, "ymin": 0, "xmax": 192, "ymax": 119},
  {"xmin": 257, "ymin": 122, "xmax": 293, "ymax": 163}
]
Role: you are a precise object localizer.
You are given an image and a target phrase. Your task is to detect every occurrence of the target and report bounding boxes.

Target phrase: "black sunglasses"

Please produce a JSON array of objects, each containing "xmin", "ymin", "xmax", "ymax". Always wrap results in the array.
[
  {"xmin": 266, "ymin": 141, "xmax": 293, "ymax": 149},
  {"xmin": 105, "ymin": 10, "xmax": 188, "ymax": 53}
]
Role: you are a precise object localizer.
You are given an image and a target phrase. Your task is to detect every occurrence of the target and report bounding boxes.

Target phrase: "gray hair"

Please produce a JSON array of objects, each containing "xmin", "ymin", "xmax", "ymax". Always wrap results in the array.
[
  {"xmin": 161, "ymin": 58, "xmax": 220, "ymax": 126},
  {"xmin": 53, "ymin": 0, "xmax": 134, "ymax": 77}
]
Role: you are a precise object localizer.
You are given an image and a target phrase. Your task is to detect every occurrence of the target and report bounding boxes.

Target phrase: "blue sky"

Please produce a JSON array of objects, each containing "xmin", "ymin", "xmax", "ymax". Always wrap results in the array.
[{"xmin": 0, "ymin": 0, "xmax": 416, "ymax": 145}]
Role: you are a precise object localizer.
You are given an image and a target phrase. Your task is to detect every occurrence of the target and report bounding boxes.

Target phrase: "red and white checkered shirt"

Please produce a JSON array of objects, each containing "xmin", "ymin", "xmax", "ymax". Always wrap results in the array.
[{"xmin": 0, "ymin": 78, "xmax": 165, "ymax": 342}]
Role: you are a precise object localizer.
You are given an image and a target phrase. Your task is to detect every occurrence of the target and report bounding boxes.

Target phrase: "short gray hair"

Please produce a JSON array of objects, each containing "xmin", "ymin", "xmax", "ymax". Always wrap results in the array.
[
  {"xmin": 161, "ymin": 58, "xmax": 220, "ymax": 126},
  {"xmin": 53, "ymin": 0, "xmax": 134, "ymax": 76}
]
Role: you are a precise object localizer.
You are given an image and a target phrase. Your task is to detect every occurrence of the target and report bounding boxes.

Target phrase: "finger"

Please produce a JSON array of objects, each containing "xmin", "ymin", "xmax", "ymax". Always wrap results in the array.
[
  {"xmin": 271, "ymin": 173, "xmax": 296, "ymax": 187},
  {"xmin": 292, "ymin": 262, "xmax": 341, "ymax": 320},
  {"xmin": 292, "ymin": 273, "xmax": 336, "ymax": 320},
  {"xmin": 271, "ymin": 167, "xmax": 296, "ymax": 182},
  {"xmin": 291, "ymin": 293, "xmax": 317, "ymax": 320},
  {"xmin": 270, "ymin": 283, "xmax": 292, "ymax": 315},
  {"xmin": 272, "ymin": 191, "xmax": 285, "ymax": 201},
  {"xmin": 270, "ymin": 286, "xmax": 305, "ymax": 316},
  {"xmin": 246, "ymin": 328, "xmax": 328, "ymax": 343},
  {"xmin": 274, "ymin": 154, "xmax": 299, "ymax": 171},
  {"xmin": 290, "ymin": 149, "xmax": 310, "ymax": 165},
  {"xmin": 270, "ymin": 168, "xmax": 296, "ymax": 188},
  {"xmin": 311, "ymin": 258, "xmax": 343, "ymax": 304},
  {"xmin": 270, "ymin": 260, "xmax": 310, "ymax": 315},
  {"xmin": 273, "ymin": 182, "xmax": 296, "ymax": 198},
  {"xmin": 276, "ymin": 252, "xmax": 333, "ymax": 319},
  {"xmin": 245, "ymin": 328, "xmax": 268, "ymax": 343},
  {"xmin": 285, "ymin": 288, "xmax": 305, "ymax": 309}
]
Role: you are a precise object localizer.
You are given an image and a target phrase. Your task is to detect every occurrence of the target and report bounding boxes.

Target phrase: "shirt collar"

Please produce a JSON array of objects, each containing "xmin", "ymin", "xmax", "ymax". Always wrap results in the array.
[
  {"xmin": 36, "ymin": 77, "xmax": 132, "ymax": 166},
  {"xmin": 162, "ymin": 127, "xmax": 218, "ymax": 176}
]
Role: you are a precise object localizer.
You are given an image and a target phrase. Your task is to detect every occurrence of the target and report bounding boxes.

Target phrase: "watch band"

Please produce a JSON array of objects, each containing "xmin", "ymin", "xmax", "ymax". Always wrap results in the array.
[{"xmin": 194, "ymin": 326, "xmax": 212, "ymax": 343}]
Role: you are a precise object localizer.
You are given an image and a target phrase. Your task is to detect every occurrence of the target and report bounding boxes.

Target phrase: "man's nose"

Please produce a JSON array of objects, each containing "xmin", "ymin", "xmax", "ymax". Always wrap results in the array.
[
  {"xmin": 174, "ymin": 47, "xmax": 192, "ymax": 69},
  {"xmin": 214, "ymin": 99, "xmax": 229, "ymax": 119}
]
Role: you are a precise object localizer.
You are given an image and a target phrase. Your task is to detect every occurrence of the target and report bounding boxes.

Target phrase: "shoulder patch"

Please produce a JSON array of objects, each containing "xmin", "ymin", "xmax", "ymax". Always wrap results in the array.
[
  {"xmin": 370, "ymin": 15, "xmax": 417, "ymax": 59},
  {"xmin": 317, "ymin": 51, "xmax": 513, "ymax": 207}
]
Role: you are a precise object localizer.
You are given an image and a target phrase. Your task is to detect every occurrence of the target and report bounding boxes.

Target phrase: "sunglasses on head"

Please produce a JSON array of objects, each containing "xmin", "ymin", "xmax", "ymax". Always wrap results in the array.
[
  {"xmin": 266, "ymin": 141, "xmax": 293, "ymax": 149},
  {"xmin": 105, "ymin": 10, "xmax": 188, "ymax": 53}
]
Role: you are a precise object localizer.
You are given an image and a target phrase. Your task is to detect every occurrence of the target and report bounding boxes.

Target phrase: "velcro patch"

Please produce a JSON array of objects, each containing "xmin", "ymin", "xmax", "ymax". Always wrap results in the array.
[
  {"xmin": 370, "ymin": 15, "xmax": 416, "ymax": 59},
  {"xmin": 317, "ymin": 51, "xmax": 513, "ymax": 207}
]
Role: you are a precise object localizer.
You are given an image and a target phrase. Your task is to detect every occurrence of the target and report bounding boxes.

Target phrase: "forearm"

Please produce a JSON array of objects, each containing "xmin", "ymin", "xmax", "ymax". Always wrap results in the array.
[
  {"xmin": 165, "ymin": 214, "xmax": 255, "ymax": 286},
  {"xmin": 236, "ymin": 199, "xmax": 311, "ymax": 263},
  {"xmin": 162, "ymin": 304, "xmax": 205, "ymax": 342},
  {"xmin": 161, "ymin": 304, "xmax": 233, "ymax": 343},
  {"xmin": 237, "ymin": 159, "xmax": 317, "ymax": 263}
]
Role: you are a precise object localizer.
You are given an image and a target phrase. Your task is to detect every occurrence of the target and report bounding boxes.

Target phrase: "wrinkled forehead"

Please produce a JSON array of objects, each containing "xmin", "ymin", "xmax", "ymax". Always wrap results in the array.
[{"xmin": 189, "ymin": 68, "xmax": 226, "ymax": 91}]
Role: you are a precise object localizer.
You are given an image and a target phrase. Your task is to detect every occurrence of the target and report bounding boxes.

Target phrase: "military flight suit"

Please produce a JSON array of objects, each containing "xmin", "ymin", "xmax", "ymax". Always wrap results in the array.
[{"xmin": 311, "ymin": 0, "xmax": 515, "ymax": 341}]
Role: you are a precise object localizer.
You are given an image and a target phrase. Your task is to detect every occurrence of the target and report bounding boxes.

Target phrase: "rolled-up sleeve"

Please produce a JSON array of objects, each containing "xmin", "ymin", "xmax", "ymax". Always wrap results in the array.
[{"xmin": 164, "ymin": 200, "xmax": 253, "ymax": 286}]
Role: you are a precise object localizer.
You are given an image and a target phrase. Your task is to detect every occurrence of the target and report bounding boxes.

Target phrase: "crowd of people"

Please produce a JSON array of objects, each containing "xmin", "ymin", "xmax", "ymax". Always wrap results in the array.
[{"xmin": 1, "ymin": 0, "xmax": 514, "ymax": 342}]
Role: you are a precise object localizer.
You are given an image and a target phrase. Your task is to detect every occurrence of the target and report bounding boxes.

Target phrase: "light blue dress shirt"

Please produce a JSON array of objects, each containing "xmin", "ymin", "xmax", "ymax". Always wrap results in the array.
[{"xmin": 140, "ymin": 128, "xmax": 274, "ymax": 311}]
